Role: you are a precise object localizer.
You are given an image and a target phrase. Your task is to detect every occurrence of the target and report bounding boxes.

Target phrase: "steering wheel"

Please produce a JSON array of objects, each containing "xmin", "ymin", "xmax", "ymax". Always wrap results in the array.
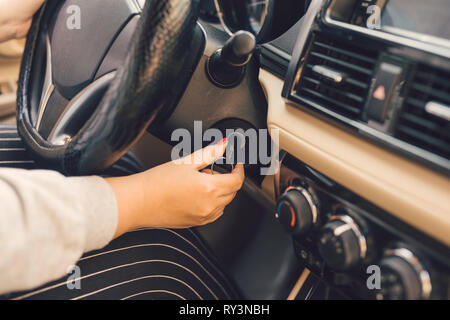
[{"xmin": 17, "ymin": 0, "xmax": 203, "ymax": 175}]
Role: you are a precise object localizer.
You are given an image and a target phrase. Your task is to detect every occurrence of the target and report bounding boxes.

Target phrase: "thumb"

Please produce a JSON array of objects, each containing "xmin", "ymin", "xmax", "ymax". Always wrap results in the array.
[{"xmin": 188, "ymin": 138, "xmax": 228, "ymax": 170}]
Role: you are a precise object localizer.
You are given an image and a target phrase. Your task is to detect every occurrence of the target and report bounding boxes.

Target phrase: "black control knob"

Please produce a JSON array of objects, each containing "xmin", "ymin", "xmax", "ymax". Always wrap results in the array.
[
  {"xmin": 220, "ymin": 30, "xmax": 256, "ymax": 66},
  {"xmin": 318, "ymin": 216, "xmax": 367, "ymax": 271},
  {"xmin": 376, "ymin": 248, "xmax": 432, "ymax": 300},
  {"xmin": 206, "ymin": 31, "xmax": 256, "ymax": 88},
  {"xmin": 276, "ymin": 187, "xmax": 318, "ymax": 235}
]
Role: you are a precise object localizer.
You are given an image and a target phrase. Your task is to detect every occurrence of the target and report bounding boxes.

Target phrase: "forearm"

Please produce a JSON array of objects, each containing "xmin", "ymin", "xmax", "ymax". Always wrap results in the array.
[
  {"xmin": 106, "ymin": 174, "xmax": 145, "ymax": 239},
  {"xmin": 0, "ymin": 168, "xmax": 118, "ymax": 294}
]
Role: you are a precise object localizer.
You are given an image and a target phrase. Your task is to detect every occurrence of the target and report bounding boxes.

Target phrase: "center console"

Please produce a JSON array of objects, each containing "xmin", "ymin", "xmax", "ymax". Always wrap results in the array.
[
  {"xmin": 273, "ymin": 0, "xmax": 450, "ymax": 299},
  {"xmin": 275, "ymin": 152, "xmax": 449, "ymax": 300}
]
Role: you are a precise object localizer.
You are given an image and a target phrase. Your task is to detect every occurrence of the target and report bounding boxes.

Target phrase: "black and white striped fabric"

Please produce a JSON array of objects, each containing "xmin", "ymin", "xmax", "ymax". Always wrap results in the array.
[
  {"xmin": 0, "ymin": 123, "xmax": 36, "ymax": 169},
  {"xmin": 0, "ymin": 123, "xmax": 239, "ymax": 300},
  {"xmin": 5, "ymin": 228, "xmax": 239, "ymax": 300}
]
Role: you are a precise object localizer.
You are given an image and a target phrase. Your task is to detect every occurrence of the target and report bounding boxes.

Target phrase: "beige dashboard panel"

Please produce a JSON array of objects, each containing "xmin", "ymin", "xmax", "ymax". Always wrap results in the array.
[
  {"xmin": 0, "ymin": 39, "xmax": 24, "ymax": 120},
  {"xmin": 259, "ymin": 68, "xmax": 450, "ymax": 246}
]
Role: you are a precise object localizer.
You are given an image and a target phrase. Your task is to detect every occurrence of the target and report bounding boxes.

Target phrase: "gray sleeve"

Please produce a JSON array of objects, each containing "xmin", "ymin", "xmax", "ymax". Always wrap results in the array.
[{"xmin": 0, "ymin": 168, "xmax": 118, "ymax": 295}]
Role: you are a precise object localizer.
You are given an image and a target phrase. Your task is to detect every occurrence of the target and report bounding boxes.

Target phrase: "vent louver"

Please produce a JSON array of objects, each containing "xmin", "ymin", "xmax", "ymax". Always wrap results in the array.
[
  {"xmin": 294, "ymin": 34, "xmax": 378, "ymax": 119},
  {"xmin": 395, "ymin": 65, "xmax": 450, "ymax": 160}
]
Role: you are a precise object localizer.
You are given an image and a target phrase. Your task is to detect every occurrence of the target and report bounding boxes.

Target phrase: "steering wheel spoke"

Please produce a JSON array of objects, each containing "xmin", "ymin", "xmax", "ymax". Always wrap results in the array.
[
  {"xmin": 47, "ymin": 72, "xmax": 116, "ymax": 145},
  {"xmin": 35, "ymin": 34, "xmax": 53, "ymax": 130}
]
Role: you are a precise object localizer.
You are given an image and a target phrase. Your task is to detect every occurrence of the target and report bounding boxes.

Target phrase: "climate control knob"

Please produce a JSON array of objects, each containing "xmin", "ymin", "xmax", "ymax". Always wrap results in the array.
[
  {"xmin": 318, "ymin": 215, "xmax": 367, "ymax": 271},
  {"xmin": 276, "ymin": 187, "xmax": 318, "ymax": 235},
  {"xmin": 376, "ymin": 248, "xmax": 432, "ymax": 300}
]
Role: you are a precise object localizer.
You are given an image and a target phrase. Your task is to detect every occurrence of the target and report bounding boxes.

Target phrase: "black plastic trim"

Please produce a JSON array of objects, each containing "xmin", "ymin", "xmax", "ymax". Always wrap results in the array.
[{"xmin": 260, "ymin": 44, "xmax": 291, "ymax": 78}]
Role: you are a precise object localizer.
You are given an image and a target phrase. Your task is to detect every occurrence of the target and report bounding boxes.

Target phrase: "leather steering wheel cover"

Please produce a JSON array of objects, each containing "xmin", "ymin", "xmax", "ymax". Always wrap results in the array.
[
  {"xmin": 17, "ymin": 0, "xmax": 200, "ymax": 175},
  {"xmin": 17, "ymin": 1, "xmax": 66, "ymax": 170}
]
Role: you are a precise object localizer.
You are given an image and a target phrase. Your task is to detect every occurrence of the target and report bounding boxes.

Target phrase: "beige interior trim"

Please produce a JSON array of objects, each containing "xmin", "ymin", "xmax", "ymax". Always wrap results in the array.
[
  {"xmin": 287, "ymin": 268, "xmax": 311, "ymax": 300},
  {"xmin": 259, "ymin": 68, "xmax": 450, "ymax": 246},
  {"xmin": 0, "ymin": 39, "xmax": 24, "ymax": 120},
  {"xmin": 0, "ymin": 39, "xmax": 25, "ymax": 60}
]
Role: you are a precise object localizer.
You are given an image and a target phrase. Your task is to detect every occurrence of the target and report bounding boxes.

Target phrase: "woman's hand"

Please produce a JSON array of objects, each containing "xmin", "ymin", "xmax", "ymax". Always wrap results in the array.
[
  {"xmin": 108, "ymin": 139, "xmax": 245, "ymax": 237},
  {"xmin": 0, "ymin": 0, "xmax": 46, "ymax": 42}
]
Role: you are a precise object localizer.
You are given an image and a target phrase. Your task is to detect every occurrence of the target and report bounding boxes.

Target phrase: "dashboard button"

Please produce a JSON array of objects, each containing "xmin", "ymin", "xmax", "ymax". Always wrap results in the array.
[{"xmin": 366, "ymin": 62, "xmax": 403, "ymax": 122}]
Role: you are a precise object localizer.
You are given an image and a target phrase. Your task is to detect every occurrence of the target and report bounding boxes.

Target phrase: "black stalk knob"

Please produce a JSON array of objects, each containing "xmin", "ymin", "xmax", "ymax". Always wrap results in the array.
[
  {"xmin": 206, "ymin": 31, "xmax": 256, "ymax": 88},
  {"xmin": 221, "ymin": 30, "xmax": 256, "ymax": 66}
]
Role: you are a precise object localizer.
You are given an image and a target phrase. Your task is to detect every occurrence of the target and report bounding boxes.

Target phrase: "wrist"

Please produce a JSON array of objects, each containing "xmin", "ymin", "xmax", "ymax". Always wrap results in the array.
[{"xmin": 106, "ymin": 175, "xmax": 143, "ymax": 238}]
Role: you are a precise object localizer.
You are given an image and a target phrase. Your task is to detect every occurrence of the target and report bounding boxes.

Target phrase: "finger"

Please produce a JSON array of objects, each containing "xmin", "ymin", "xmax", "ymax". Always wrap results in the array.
[
  {"xmin": 201, "ymin": 169, "xmax": 222, "ymax": 175},
  {"xmin": 204, "ymin": 206, "xmax": 226, "ymax": 225},
  {"xmin": 177, "ymin": 138, "xmax": 228, "ymax": 169},
  {"xmin": 232, "ymin": 163, "xmax": 245, "ymax": 176},
  {"xmin": 210, "ymin": 163, "xmax": 245, "ymax": 194},
  {"xmin": 192, "ymin": 138, "xmax": 228, "ymax": 170},
  {"xmin": 218, "ymin": 190, "xmax": 237, "ymax": 199},
  {"xmin": 218, "ymin": 192, "xmax": 237, "ymax": 207},
  {"xmin": 199, "ymin": 193, "xmax": 236, "ymax": 226}
]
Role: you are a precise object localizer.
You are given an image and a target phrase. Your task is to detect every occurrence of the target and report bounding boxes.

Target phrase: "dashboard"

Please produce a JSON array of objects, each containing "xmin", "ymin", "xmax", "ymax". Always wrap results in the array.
[
  {"xmin": 251, "ymin": 0, "xmax": 450, "ymax": 299},
  {"xmin": 2, "ymin": 0, "xmax": 448, "ymax": 301},
  {"xmin": 25, "ymin": 0, "xmax": 446, "ymax": 301}
]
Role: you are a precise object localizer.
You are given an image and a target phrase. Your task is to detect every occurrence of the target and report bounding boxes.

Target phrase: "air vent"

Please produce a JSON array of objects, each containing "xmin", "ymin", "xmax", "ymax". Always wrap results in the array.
[
  {"xmin": 294, "ymin": 34, "xmax": 378, "ymax": 119},
  {"xmin": 395, "ymin": 65, "xmax": 450, "ymax": 160}
]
